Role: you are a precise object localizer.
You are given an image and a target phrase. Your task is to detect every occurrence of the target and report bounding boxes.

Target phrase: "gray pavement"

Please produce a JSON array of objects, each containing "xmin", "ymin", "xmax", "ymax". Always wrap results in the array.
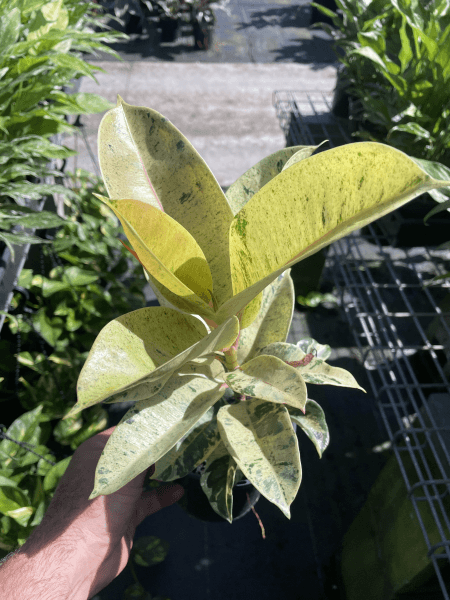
[{"xmin": 62, "ymin": 0, "xmax": 339, "ymax": 188}]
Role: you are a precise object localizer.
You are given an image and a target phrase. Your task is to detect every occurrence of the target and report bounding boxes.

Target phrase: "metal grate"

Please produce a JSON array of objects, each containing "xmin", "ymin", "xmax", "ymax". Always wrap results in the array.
[{"xmin": 273, "ymin": 90, "xmax": 450, "ymax": 600}]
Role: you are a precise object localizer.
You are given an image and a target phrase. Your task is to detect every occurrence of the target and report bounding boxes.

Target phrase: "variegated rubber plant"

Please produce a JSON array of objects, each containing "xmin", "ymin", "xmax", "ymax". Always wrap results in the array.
[{"xmin": 62, "ymin": 96, "xmax": 450, "ymax": 523}]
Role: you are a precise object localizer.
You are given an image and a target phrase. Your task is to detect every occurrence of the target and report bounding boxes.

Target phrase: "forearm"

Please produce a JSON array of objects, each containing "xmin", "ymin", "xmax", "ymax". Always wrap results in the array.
[{"xmin": 0, "ymin": 533, "xmax": 94, "ymax": 600}]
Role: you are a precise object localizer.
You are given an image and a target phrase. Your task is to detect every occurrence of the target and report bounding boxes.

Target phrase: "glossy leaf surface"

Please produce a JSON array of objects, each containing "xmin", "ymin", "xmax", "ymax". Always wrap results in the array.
[
  {"xmin": 217, "ymin": 398, "xmax": 301, "ymax": 519},
  {"xmin": 235, "ymin": 269, "xmax": 295, "ymax": 367},
  {"xmin": 287, "ymin": 400, "xmax": 330, "ymax": 458},
  {"xmin": 256, "ymin": 342, "xmax": 365, "ymax": 391},
  {"xmin": 222, "ymin": 355, "xmax": 308, "ymax": 413},
  {"xmin": 93, "ymin": 194, "xmax": 214, "ymax": 307},
  {"xmin": 150, "ymin": 402, "xmax": 223, "ymax": 481},
  {"xmin": 215, "ymin": 143, "xmax": 450, "ymax": 325},
  {"xmin": 97, "ymin": 97, "xmax": 234, "ymax": 312},
  {"xmin": 225, "ymin": 145, "xmax": 320, "ymax": 216},
  {"xmin": 89, "ymin": 374, "xmax": 226, "ymax": 499},
  {"xmin": 64, "ymin": 309, "xmax": 238, "ymax": 419},
  {"xmin": 199, "ymin": 442, "xmax": 238, "ymax": 523}
]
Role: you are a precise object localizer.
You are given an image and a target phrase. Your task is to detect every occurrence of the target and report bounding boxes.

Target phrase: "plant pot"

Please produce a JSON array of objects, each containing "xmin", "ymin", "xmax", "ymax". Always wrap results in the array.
[
  {"xmin": 192, "ymin": 21, "xmax": 213, "ymax": 50},
  {"xmin": 159, "ymin": 17, "xmax": 179, "ymax": 42},
  {"xmin": 176, "ymin": 422, "xmax": 298, "ymax": 523}
]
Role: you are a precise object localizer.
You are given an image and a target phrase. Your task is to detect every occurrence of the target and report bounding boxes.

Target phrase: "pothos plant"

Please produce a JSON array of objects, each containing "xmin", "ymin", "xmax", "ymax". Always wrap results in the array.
[{"xmin": 61, "ymin": 96, "xmax": 450, "ymax": 523}]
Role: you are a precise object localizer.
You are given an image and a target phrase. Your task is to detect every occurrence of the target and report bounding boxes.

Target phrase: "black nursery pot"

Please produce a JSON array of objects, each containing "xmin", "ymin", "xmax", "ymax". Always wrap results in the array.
[
  {"xmin": 159, "ymin": 17, "xmax": 179, "ymax": 42},
  {"xmin": 176, "ymin": 422, "xmax": 297, "ymax": 523},
  {"xmin": 192, "ymin": 21, "xmax": 213, "ymax": 50}
]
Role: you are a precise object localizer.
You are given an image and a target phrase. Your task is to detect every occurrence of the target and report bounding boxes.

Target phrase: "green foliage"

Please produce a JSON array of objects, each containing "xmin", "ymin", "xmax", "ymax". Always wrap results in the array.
[
  {"xmin": 0, "ymin": 0, "xmax": 128, "ymax": 250},
  {"xmin": 0, "ymin": 168, "xmax": 147, "ymax": 560},
  {"xmin": 311, "ymin": 0, "xmax": 450, "ymax": 169}
]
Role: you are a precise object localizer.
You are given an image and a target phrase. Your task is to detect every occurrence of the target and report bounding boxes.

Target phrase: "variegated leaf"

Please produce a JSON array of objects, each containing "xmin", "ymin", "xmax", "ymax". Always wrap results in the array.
[
  {"xmin": 235, "ymin": 269, "xmax": 295, "ymax": 365},
  {"xmin": 296, "ymin": 337, "xmax": 331, "ymax": 361},
  {"xmin": 222, "ymin": 355, "xmax": 307, "ymax": 413},
  {"xmin": 199, "ymin": 442, "xmax": 239, "ymax": 523},
  {"xmin": 256, "ymin": 342, "xmax": 365, "ymax": 391},
  {"xmin": 217, "ymin": 398, "xmax": 301, "ymax": 519},
  {"xmin": 63, "ymin": 310, "xmax": 238, "ymax": 420},
  {"xmin": 88, "ymin": 374, "xmax": 225, "ymax": 499},
  {"xmin": 225, "ymin": 145, "xmax": 321, "ymax": 216},
  {"xmin": 150, "ymin": 402, "xmax": 223, "ymax": 481},
  {"xmin": 281, "ymin": 141, "xmax": 328, "ymax": 172},
  {"xmin": 287, "ymin": 400, "xmax": 330, "ymax": 458}
]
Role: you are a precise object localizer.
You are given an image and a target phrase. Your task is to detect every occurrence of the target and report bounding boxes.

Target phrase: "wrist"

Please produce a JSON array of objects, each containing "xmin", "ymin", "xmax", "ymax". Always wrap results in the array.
[{"xmin": 0, "ymin": 532, "xmax": 94, "ymax": 600}]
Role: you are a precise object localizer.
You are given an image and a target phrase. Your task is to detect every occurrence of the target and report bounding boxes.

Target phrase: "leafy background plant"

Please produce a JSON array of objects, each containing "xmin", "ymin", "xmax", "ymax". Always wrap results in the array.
[
  {"xmin": 0, "ymin": 0, "xmax": 127, "ymax": 251},
  {"xmin": 311, "ymin": 0, "xmax": 450, "ymax": 279}
]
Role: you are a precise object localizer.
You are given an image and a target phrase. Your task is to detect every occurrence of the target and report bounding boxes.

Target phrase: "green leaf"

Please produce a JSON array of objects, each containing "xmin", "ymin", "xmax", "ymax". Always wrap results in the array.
[
  {"xmin": 151, "ymin": 404, "xmax": 222, "ymax": 481},
  {"xmin": 287, "ymin": 400, "xmax": 330, "ymax": 458},
  {"xmin": 1, "ymin": 182, "xmax": 77, "ymax": 202},
  {"xmin": 47, "ymin": 53, "xmax": 102, "ymax": 81},
  {"xmin": 199, "ymin": 444, "xmax": 239, "ymax": 523},
  {"xmin": 97, "ymin": 96, "xmax": 236, "ymax": 321},
  {"xmin": 0, "ymin": 7, "xmax": 21, "ymax": 54},
  {"xmin": 217, "ymin": 398, "xmax": 301, "ymax": 519},
  {"xmin": 222, "ymin": 355, "xmax": 308, "ymax": 412},
  {"xmin": 132, "ymin": 536, "xmax": 170, "ymax": 567},
  {"xmin": 88, "ymin": 374, "xmax": 226, "ymax": 499},
  {"xmin": 3, "ymin": 210, "xmax": 64, "ymax": 229},
  {"xmin": 31, "ymin": 309, "xmax": 63, "ymax": 347},
  {"xmin": 64, "ymin": 309, "xmax": 238, "ymax": 419},
  {"xmin": 42, "ymin": 456, "xmax": 72, "ymax": 493},
  {"xmin": 225, "ymin": 145, "xmax": 321, "ymax": 216},
  {"xmin": 217, "ymin": 143, "xmax": 450, "ymax": 326},
  {"xmin": 255, "ymin": 341, "xmax": 365, "ymax": 391}
]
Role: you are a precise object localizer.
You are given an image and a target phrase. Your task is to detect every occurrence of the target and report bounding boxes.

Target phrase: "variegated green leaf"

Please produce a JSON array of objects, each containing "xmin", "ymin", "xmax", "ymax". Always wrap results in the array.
[
  {"xmin": 256, "ymin": 342, "xmax": 365, "ymax": 391},
  {"xmin": 88, "ymin": 374, "xmax": 225, "ymax": 499},
  {"xmin": 97, "ymin": 97, "xmax": 235, "ymax": 317},
  {"xmin": 236, "ymin": 269, "xmax": 295, "ymax": 366},
  {"xmin": 215, "ymin": 142, "xmax": 450, "ymax": 327},
  {"xmin": 217, "ymin": 398, "xmax": 301, "ymax": 519},
  {"xmin": 199, "ymin": 442, "xmax": 239, "ymax": 523},
  {"xmin": 222, "ymin": 355, "xmax": 307, "ymax": 413},
  {"xmin": 225, "ymin": 145, "xmax": 320, "ymax": 216},
  {"xmin": 150, "ymin": 403, "xmax": 223, "ymax": 481},
  {"xmin": 296, "ymin": 337, "xmax": 331, "ymax": 361},
  {"xmin": 281, "ymin": 141, "xmax": 328, "ymax": 172},
  {"xmin": 287, "ymin": 400, "xmax": 330, "ymax": 458},
  {"xmin": 93, "ymin": 194, "xmax": 215, "ymax": 310},
  {"xmin": 64, "ymin": 309, "xmax": 239, "ymax": 420}
]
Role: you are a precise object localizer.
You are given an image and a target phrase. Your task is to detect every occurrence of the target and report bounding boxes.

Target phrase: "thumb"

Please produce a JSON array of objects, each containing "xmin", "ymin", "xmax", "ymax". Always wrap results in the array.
[{"xmin": 137, "ymin": 483, "xmax": 185, "ymax": 523}]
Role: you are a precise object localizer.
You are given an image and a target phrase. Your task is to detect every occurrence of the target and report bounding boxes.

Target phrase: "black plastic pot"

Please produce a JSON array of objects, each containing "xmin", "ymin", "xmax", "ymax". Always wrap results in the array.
[
  {"xmin": 176, "ymin": 422, "xmax": 298, "ymax": 523},
  {"xmin": 192, "ymin": 21, "xmax": 213, "ymax": 50},
  {"xmin": 159, "ymin": 17, "xmax": 179, "ymax": 42}
]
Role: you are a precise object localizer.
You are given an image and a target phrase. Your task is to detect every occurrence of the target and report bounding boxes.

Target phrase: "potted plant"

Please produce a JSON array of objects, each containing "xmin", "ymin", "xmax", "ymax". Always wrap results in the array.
[
  {"xmin": 60, "ymin": 97, "xmax": 450, "ymax": 525},
  {"xmin": 154, "ymin": 0, "xmax": 185, "ymax": 41},
  {"xmin": 187, "ymin": 0, "xmax": 217, "ymax": 50}
]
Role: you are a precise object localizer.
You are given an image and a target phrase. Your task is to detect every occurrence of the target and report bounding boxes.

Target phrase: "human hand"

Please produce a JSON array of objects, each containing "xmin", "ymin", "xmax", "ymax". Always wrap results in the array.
[{"xmin": 25, "ymin": 425, "xmax": 184, "ymax": 598}]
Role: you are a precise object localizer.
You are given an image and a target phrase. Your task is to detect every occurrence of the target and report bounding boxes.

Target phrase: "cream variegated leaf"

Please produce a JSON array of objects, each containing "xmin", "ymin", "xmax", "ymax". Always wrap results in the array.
[
  {"xmin": 235, "ymin": 269, "xmax": 295, "ymax": 365},
  {"xmin": 63, "ymin": 309, "xmax": 238, "ymax": 420},
  {"xmin": 256, "ymin": 342, "xmax": 365, "ymax": 391},
  {"xmin": 225, "ymin": 145, "xmax": 322, "ymax": 216},
  {"xmin": 199, "ymin": 442, "xmax": 239, "ymax": 523},
  {"xmin": 286, "ymin": 400, "xmax": 330, "ymax": 459},
  {"xmin": 89, "ymin": 374, "xmax": 226, "ymax": 499},
  {"xmin": 222, "ymin": 355, "xmax": 307, "ymax": 413},
  {"xmin": 214, "ymin": 142, "xmax": 450, "ymax": 326},
  {"xmin": 217, "ymin": 398, "xmax": 301, "ymax": 519},
  {"xmin": 150, "ymin": 403, "xmax": 223, "ymax": 481}
]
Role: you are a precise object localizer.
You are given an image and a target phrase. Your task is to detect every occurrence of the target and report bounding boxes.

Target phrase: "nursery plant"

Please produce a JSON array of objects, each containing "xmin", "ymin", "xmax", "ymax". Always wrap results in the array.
[
  {"xmin": 61, "ymin": 97, "xmax": 450, "ymax": 523},
  {"xmin": 0, "ymin": 0, "xmax": 128, "ymax": 252}
]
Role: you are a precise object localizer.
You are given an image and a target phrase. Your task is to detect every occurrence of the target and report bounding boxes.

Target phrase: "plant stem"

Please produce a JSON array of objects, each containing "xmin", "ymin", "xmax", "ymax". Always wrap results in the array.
[
  {"xmin": 246, "ymin": 493, "xmax": 266, "ymax": 539},
  {"xmin": 128, "ymin": 555, "xmax": 143, "ymax": 590}
]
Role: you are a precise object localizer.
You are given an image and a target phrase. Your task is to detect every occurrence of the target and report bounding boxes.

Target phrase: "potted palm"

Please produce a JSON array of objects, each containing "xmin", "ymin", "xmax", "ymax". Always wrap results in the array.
[{"xmin": 61, "ymin": 97, "xmax": 450, "ymax": 525}]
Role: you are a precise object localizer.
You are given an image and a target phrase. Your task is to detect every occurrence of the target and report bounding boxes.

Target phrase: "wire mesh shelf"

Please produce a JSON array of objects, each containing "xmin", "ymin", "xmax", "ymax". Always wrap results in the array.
[{"xmin": 273, "ymin": 90, "xmax": 450, "ymax": 600}]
